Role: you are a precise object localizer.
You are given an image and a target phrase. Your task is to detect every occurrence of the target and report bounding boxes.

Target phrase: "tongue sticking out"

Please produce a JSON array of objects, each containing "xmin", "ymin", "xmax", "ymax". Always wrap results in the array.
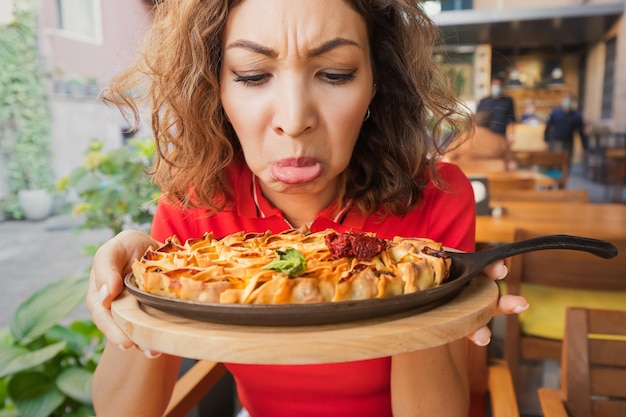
[{"xmin": 271, "ymin": 160, "xmax": 322, "ymax": 185}]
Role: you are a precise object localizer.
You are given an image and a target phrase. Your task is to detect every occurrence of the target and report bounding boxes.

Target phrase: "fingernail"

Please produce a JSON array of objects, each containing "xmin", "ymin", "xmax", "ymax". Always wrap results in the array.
[
  {"xmin": 144, "ymin": 350, "xmax": 161, "ymax": 359},
  {"xmin": 496, "ymin": 264, "xmax": 508, "ymax": 280},
  {"xmin": 474, "ymin": 337, "xmax": 491, "ymax": 347},
  {"xmin": 513, "ymin": 303, "xmax": 530, "ymax": 314},
  {"xmin": 98, "ymin": 284, "xmax": 109, "ymax": 303},
  {"xmin": 118, "ymin": 344, "xmax": 131, "ymax": 351},
  {"xmin": 472, "ymin": 327, "xmax": 491, "ymax": 346}
]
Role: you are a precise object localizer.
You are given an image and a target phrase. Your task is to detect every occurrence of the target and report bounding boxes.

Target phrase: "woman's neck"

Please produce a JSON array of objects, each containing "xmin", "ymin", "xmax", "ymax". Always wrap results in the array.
[{"xmin": 259, "ymin": 182, "xmax": 338, "ymax": 229}]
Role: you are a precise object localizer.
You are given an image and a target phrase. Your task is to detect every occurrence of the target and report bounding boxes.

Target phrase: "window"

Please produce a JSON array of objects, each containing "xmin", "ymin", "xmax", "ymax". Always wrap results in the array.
[
  {"xmin": 440, "ymin": 0, "xmax": 472, "ymax": 11},
  {"xmin": 601, "ymin": 38, "xmax": 616, "ymax": 119},
  {"xmin": 421, "ymin": 0, "xmax": 473, "ymax": 14},
  {"xmin": 56, "ymin": 0, "xmax": 102, "ymax": 43}
]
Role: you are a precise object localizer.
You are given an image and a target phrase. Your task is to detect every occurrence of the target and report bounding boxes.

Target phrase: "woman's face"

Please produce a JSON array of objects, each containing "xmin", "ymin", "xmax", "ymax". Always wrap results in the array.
[{"xmin": 220, "ymin": 0, "xmax": 374, "ymax": 202}]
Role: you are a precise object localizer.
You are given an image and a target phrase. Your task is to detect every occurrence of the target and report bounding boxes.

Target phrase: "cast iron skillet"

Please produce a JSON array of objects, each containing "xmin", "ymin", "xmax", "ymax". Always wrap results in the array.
[{"xmin": 124, "ymin": 234, "xmax": 618, "ymax": 326}]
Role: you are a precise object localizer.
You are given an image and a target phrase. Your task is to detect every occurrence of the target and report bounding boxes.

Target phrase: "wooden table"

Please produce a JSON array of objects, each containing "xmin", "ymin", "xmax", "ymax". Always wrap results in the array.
[
  {"xmin": 467, "ymin": 169, "xmax": 557, "ymax": 189},
  {"xmin": 476, "ymin": 201, "xmax": 626, "ymax": 243}
]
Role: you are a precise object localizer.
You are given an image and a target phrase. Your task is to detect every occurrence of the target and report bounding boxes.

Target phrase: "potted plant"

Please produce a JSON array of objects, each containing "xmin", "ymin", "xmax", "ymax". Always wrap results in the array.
[
  {"xmin": 0, "ymin": 4, "xmax": 55, "ymax": 221},
  {"xmin": 84, "ymin": 76, "xmax": 100, "ymax": 97}
]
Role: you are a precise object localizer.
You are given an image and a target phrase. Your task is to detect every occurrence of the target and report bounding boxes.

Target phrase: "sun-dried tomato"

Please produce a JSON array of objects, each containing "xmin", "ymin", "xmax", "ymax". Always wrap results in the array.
[{"xmin": 325, "ymin": 231, "xmax": 388, "ymax": 261}]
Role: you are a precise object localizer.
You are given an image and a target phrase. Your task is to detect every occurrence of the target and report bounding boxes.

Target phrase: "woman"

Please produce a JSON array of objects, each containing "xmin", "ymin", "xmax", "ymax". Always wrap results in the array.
[{"xmin": 88, "ymin": 1, "xmax": 528, "ymax": 416}]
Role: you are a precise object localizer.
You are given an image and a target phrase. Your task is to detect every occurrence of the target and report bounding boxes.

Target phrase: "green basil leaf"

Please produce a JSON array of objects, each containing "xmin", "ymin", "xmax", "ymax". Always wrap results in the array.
[{"xmin": 263, "ymin": 248, "xmax": 307, "ymax": 277}]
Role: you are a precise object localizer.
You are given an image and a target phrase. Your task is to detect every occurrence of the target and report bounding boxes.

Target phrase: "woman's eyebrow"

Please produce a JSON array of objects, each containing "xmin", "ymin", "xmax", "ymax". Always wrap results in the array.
[
  {"xmin": 225, "ymin": 40, "xmax": 277, "ymax": 57},
  {"xmin": 307, "ymin": 38, "xmax": 360, "ymax": 57},
  {"xmin": 224, "ymin": 38, "xmax": 360, "ymax": 58}
]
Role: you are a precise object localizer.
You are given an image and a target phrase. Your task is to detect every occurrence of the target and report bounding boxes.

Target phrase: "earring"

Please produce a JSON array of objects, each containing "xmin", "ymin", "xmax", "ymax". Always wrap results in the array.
[{"xmin": 363, "ymin": 108, "xmax": 371, "ymax": 121}]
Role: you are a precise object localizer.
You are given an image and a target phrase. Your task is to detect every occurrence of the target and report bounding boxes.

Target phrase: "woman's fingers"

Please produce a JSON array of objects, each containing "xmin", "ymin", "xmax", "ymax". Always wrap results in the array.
[
  {"xmin": 87, "ymin": 230, "xmax": 160, "ymax": 348},
  {"xmin": 467, "ymin": 260, "xmax": 528, "ymax": 346},
  {"xmin": 87, "ymin": 270, "xmax": 134, "ymax": 347},
  {"xmin": 466, "ymin": 294, "xmax": 529, "ymax": 346},
  {"xmin": 482, "ymin": 261, "xmax": 508, "ymax": 281},
  {"xmin": 95, "ymin": 230, "xmax": 158, "ymax": 302},
  {"xmin": 467, "ymin": 326, "xmax": 492, "ymax": 347},
  {"xmin": 494, "ymin": 294, "xmax": 529, "ymax": 316}
]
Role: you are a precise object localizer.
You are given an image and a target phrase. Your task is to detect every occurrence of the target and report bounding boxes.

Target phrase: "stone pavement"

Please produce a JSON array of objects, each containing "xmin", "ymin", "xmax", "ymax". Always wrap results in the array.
[{"xmin": 0, "ymin": 215, "xmax": 112, "ymax": 327}]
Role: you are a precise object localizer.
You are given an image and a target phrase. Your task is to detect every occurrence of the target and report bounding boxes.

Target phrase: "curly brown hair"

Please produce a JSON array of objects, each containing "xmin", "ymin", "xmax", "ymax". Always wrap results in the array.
[{"xmin": 102, "ymin": 0, "xmax": 471, "ymax": 216}]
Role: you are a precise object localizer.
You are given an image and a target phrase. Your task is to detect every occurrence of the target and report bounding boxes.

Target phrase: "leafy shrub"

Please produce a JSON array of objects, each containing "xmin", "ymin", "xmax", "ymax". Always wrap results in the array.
[
  {"xmin": 59, "ymin": 138, "xmax": 160, "ymax": 235},
  {"xmin": 0, "ymin": 137, "xmax": 159, "ymax": 416},
  {"xmin": 0, "ymin": 5, "xmax": 54, "ymax": 194},
  {"xmin": 0, "ymin": 277, "xmax": 104, "ymax": 417}
]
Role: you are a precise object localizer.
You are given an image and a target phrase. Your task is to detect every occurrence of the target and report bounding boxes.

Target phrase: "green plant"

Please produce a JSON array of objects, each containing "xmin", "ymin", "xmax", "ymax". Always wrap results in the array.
[
  {"xmin": 0, "ymin": 136, "xmax": 160, "ymax": 416},
  {"xmin": 0, "ymin": 2, "xmax": 54, "ymax": 194},
  {"xmin": 0, "ymin": 276, "xmax": 105, "ymax": 417},
  {"xmin": 0, "ymin": 194, "xmax": 21, "ymax": 220},
  {"xmin": 59, "ymin": 138, "xmax": 161, "ymax": 235}
]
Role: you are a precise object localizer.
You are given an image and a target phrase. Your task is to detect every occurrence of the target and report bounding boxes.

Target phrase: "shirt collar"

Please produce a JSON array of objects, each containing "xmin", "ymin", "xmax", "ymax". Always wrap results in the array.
[{"xmin": 233, "ymin": 163, "xmax": 363, "ymax": 229}]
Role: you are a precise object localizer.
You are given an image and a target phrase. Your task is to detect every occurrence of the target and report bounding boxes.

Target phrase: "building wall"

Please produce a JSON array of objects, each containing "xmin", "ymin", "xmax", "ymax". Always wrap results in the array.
[
  {"xmin": 36, "ymin": 0, "xmax": 153, "ymax": 183},
  {"xmin": 38, "ymin": 0, "xmax": 152, "ymax": 87},
  {"xmin": 611, "ymin": 15, "xmax": 626, "ymax": 132},
  {"xmin": 0, "ymin": 1, "xmax": 13, "ymax": 24},
  {"xmin": 582, "ymin": 14, "xmax": 626, "ymax": 132},
  {"xmin": 584, "ymin": 43, "xmax": 607, "ymax": 127}
]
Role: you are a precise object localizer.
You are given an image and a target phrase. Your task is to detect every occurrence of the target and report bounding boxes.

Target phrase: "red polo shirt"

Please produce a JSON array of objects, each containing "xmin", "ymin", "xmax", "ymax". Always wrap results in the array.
[{"xmin": 151, "ymin": 161, "xmax": 475, "ymax": 417}]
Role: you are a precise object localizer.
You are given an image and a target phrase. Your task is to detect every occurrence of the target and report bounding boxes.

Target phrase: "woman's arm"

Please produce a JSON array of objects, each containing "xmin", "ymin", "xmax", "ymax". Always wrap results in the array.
[
  {"xmin": 93, "ymin": 346, "xmax": 182, "ymax": 417},
  {"xmin": 391, "ymin": 339, "xmax": 469, "ymax": 417},
  {"xmin": 87, "ymin": 229, "xmax": 182, "ymax": 416}
]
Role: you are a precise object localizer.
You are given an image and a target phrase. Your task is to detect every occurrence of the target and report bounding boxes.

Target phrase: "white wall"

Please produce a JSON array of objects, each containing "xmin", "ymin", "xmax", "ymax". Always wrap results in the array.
[{"xmin": 42, "ymin": 0, "xmax": 153, "ymax": 184}]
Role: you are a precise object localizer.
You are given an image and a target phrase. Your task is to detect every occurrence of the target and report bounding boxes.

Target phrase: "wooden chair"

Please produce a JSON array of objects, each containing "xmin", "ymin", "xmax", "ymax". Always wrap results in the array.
[
  {"xmin": 603, "ymin": 148, "xmax": 626, "ymax": 203},
  {"xmin": 166, "ymin": 342, "xmax": 520, "ymax": 417},
  {"xmin": 503, "ymin": 229, "xmax": 626, "ymax": 398},
  {"xmin": 490, "ymin": 189, "xmax": 589, "ymax": 203},
  {"xmin": 529, "ymin": 151, "xmax": 570, "ymax": 189},
  {"xmin": 513, "ymin": 151, "xmax": 570, "ymax": 188},
  {"xmin": 165, "ymin": 361, "xmax": 229, "ymax": 417},
  {"xmin": 538, "ymin": 307, "xmax": 626, "ymax": 417},
  {"xmin": 467, "ymin": 343, "xmax": 521, "ymax": 417}
]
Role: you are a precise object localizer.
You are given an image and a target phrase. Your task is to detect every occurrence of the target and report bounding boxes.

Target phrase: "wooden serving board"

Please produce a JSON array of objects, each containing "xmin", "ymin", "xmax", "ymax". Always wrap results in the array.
[{"xmin": 111, "ymin": 276, "xmax": 498, "ymax": 364}]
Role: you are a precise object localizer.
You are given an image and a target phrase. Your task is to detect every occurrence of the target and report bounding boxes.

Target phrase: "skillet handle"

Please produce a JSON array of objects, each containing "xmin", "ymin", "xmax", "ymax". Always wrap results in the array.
[{"xmin": 476, "ymin": 234, "xmax": 618, "ymax": 267}]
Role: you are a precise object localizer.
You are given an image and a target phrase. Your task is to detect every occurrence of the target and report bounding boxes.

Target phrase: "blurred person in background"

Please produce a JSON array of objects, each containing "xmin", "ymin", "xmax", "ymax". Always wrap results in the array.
[
  {"xmin": 476, "ymin": 76, "xmax": 516, "ymax": 137},
  {"xmin": 544, "ymin": 92, "xmax": 588, "ymax": 156},
  {"xmin": 520, "ymin": 98, "xmax": 540, "ymax": 125}
]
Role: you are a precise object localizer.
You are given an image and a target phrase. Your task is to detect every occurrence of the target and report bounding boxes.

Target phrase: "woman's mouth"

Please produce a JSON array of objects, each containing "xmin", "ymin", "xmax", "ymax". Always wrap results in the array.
[{"xmin": 271, "ymin": 157, "xmax": 323, "ymax": 184}]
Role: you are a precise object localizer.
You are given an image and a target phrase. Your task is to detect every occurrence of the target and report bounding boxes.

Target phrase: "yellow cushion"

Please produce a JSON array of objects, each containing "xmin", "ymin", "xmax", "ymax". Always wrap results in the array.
[{"xmin": 500, "ymin": 282, "xmax": 626, "ymax": 340}]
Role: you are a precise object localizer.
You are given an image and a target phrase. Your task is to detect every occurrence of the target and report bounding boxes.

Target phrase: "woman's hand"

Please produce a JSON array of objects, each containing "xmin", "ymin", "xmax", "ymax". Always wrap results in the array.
[
  {"xmin": 466, "ymin": 261, "xmax": 528, "ymax": 346},
  {"xmin": 86, "ymin": 230, "xmax": 160, "ymax": 350}
]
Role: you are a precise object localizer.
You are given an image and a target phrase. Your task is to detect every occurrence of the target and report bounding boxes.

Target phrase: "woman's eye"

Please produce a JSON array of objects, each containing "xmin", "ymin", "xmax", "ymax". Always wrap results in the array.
[
  {"xmin": 319, "ymin": 70, "xmax": 356, "ymax": 85},
  {"xmin": 232, "ymin": 72, "xmax": 269, "ymax": 86}
]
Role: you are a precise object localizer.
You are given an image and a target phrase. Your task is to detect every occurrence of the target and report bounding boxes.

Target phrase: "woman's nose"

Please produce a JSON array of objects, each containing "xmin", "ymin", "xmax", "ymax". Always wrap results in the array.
[{"xmin": 272, "ymin": 76, "xmax": 317, "ymax": 137}]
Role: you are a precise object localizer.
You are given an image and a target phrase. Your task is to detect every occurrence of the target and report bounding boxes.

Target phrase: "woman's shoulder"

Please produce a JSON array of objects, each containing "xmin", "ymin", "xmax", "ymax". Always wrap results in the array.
[
  {"xmin": 422, "ymin": 161, "xmax": 474, "ymax": 214},
  {"xmin": 432, "ymin": 160, "xmax": 471, "ymax": 185},
  {"xmin": 151, "ymin": 161, "xmax": 248, "ymax": 242},
  {"xmin": 379, "ymin": 161, "xmax": 475, "ymax": 250}
]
